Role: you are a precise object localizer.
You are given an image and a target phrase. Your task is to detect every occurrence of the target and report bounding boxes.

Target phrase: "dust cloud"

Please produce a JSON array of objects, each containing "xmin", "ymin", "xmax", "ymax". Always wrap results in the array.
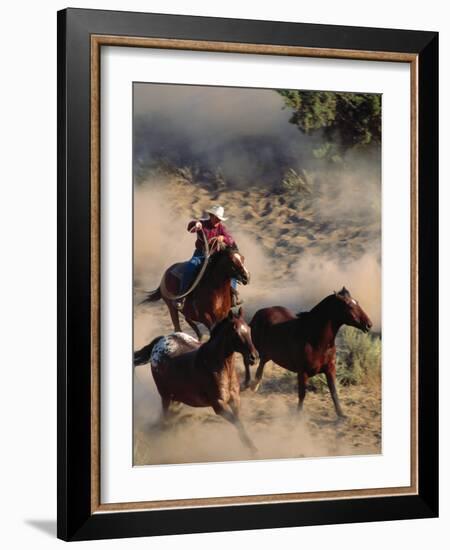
[
  {"xmin": 132, "ymin": 82, "xmax": 382, "ymax": 465},
  {"xmin": 134, "ymin": 181, "xmax": 193, "ymax": 292},
  {"xmin": 133, "ymin": 375, "xmax": 355, "ymax": 466},
  {"xmin": 133, "ymin": 170, "xmax": 381, "ymax": 465},
  {"xmin": 133, "ymin": 178, "xmax": 381, "ymax": 332},
  {"xmin": 134, "ymin": 84, "xmax": 323, "ymax": 188}
]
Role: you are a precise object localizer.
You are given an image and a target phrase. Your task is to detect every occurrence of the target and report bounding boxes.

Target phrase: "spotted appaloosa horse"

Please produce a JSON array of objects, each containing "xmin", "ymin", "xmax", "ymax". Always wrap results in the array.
[
  {"xmin": 134, "ymin": 308, "xmax": 259, "ymax": 453},
  {"xmin": 243, "ymin": 287, "xmax": 372, "ymax": 419}
]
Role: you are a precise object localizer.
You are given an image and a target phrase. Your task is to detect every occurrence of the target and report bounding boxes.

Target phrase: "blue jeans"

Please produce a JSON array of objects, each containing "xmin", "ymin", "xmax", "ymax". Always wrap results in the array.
[{"xmin": 180, "ymin": 250, "xmax": 237, "ymax": 293}]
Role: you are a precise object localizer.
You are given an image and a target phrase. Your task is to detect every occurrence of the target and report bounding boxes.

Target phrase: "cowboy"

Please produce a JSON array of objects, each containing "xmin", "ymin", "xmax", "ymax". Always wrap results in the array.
[{"xmin": 175, "ymin": 205, "xmax": 242, "ymax": 310}]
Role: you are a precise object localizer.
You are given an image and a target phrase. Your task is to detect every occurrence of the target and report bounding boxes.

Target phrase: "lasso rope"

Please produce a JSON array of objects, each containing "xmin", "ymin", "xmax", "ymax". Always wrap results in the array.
[{"xmin": 159, "ymin": 229, "xmax": 220, "ymax": 301}]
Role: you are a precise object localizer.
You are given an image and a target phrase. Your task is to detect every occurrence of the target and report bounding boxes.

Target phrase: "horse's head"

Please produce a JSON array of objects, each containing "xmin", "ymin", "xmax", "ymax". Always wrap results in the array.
[
  {"xmin": 226, "ymin": 308, "xmax": 258, "ymax": 365},
  {"xmin": 333, "ymin": 287, "xmax": 373, "ymax": 333},
  {"xmin": 213, "ymin": 245, "xmax": 250, "ymax": 285}
]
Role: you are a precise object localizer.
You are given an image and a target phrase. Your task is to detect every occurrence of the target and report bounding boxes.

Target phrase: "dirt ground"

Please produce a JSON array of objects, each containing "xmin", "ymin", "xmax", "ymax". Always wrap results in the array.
[
  {"xmin": 134, "ymin": 355, "xmax": 381, "ymax": 465},
  {"xmin": 133, "ymin": 173, "xmax": 382, "ymax": 466}
]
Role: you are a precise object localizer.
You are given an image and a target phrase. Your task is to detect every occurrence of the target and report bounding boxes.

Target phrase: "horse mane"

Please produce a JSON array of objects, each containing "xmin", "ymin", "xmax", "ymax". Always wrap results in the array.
[
  {"xmin": 304, "ymin": 288, "xmax": 352, "ymax": 319},
  {"xmin": 306, "ymin": 294, "xmax": 338, "ymax": 316},
  {"xmin": 209, "ymin": 315, "xmax": 231, "ymax": 339},
  {"xmin": 205, "ymin": 244, "xmax": 238, "ymax": 274},
  {"xmin": 294, "ymin": 311, "xmax": 311, "ymax": 330},
  {"xmin": 295, "ymin": 311, "xmax": 310, "ymax": 320},
  {"xmin": 293, "ymin": 295, "xmax": 341, "ymax": 336}
]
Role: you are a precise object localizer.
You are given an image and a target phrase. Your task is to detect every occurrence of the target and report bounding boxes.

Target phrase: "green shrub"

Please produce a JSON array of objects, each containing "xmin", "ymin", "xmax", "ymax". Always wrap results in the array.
[
  {"xmin": 277, "ymin": 90, "xmax": 382, "ymax": 155},
  {"xmin": 281, "ymin": 168, "xmax": 313, "ymax": 194},
  {"xmin": 307, "ymin": 373, "xmax": 328, "ymax": 393},
  {"xmin": 336, "ymin": 327, "xmax": 381, "ymax": 386}
]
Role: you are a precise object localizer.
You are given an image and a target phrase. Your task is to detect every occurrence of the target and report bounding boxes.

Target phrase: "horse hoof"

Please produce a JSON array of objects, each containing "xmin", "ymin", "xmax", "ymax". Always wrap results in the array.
[
  {"xmin": 240, "ymin": 383, "xmax": 250, "ymax": 392},
  {"xmin": 250, "ymin": 381, "xmax": 261, "ymax": 392},
  {"xmin": 336, "ymin": 414, "xmax": 347, "ymax": 423}
]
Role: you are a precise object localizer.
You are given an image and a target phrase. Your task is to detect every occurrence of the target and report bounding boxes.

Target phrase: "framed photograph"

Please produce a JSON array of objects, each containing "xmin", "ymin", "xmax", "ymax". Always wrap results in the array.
[{"xmin": 57, "ymin": 8, "xmax": 438, "ymax": 541}]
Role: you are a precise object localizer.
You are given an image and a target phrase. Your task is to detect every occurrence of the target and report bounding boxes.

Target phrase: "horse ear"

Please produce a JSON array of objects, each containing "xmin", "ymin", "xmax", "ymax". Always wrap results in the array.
[
  {"xmin": 238, "ymin": 307, "xmax": 243, "ymax": 317},
  {"xmin": 228, "ymin": 309, "xmax": 234, "ymax": 320}
]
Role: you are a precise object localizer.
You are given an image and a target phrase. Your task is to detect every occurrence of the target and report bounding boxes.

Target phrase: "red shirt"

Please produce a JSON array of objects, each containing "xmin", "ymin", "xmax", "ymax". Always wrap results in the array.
[{"xmin": 187, "ymin": 218, "xmax": 235, "ymax": 252}]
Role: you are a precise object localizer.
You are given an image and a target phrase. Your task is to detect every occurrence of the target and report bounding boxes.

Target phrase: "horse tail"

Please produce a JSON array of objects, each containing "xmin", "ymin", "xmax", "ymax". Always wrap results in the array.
[
  {"xmin": 141, "ymin": 287, "xmax": 162, "ymax": 304},
  {"xmin": 134, "ymin": 336, "xmax": 164, "ymax": 367}
]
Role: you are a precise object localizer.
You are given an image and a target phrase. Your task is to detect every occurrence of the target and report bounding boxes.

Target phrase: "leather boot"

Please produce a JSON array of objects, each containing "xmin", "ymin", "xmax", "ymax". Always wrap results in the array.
[{"xmin": 231, "ymin": 287, "xmax": 243, "ymax": 306}]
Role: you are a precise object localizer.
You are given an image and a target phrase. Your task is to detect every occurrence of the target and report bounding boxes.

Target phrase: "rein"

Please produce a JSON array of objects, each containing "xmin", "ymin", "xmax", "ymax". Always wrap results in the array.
[{"xmin": 160, "ymin": 229, "xmax": 216, "ymax": 301}]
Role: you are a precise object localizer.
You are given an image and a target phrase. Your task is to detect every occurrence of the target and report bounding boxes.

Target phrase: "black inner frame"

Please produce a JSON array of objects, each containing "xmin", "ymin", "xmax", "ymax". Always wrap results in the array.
[{"xmin": 57, "ymin": 8, "xmax": 438, "ymax": 541}]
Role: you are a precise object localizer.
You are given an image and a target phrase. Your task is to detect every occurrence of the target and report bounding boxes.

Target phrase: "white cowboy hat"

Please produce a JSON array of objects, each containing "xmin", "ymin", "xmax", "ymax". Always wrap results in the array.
[{"xmin": 206, "ymin": 205, "xmax": 227, "ymax": 221}]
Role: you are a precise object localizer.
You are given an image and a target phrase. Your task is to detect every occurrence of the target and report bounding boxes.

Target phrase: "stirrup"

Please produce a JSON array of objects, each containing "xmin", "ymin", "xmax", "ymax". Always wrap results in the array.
[{"xmin": 174, "ymin": 298, "xmax": 185, "ymax": 311}]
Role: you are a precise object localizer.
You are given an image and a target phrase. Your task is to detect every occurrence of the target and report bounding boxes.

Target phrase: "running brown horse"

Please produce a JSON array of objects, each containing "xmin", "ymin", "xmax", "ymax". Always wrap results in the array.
[
  {"xmin": 134, "ymin": 308, "xmax": 259, "ymax": 453},
  {"xmin": 142, "ymin": 242, "xmax": 250, "ymax": 339},
  {"xmin": 243, "ymin": 287, "xmax": 372, "ymax": 419}
]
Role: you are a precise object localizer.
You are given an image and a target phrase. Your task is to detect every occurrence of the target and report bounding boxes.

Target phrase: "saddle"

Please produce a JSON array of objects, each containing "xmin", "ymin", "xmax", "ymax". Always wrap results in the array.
[
  {"xmin": 168, "ymin": 261, "xmax": 190, "ymax": 282},
  {"xmin": 164, "ymin": 260, "xmax": 202, "ymax": 311}
]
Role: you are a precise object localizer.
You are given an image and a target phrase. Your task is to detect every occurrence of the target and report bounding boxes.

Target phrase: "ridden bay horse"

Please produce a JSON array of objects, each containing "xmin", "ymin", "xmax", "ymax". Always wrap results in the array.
[
  {"xmin": 143, "ymin": 243, "xmax": 250, "ymax": 339},
  {"xmin": 243, "ymin": 287, "xmax": 372, "ymax": 419},
  {"xmin": 134, "ymin": 308, "xmax": 259, "ymax": 453}
]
